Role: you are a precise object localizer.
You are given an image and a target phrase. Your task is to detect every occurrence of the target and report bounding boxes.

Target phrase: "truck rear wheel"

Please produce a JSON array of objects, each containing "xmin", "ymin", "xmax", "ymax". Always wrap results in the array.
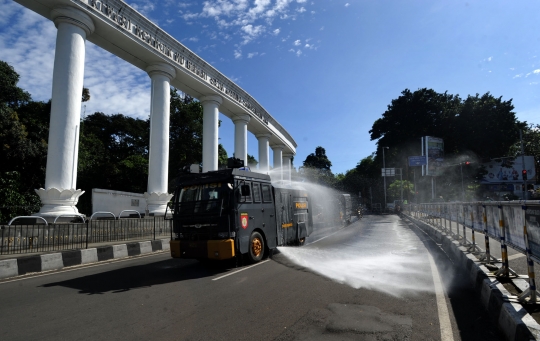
[{"xmin": 248, "ymin": 231, "xmax": 264, "ymax": 263}]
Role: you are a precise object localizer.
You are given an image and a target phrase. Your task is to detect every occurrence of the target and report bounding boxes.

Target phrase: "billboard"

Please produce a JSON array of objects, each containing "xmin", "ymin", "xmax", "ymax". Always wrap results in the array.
[
  {"xmin": 408, "ymin": 156, "xmax": 427, "ymax": 166},
  {"xmin": 422, "ymin": 136, "xmax": 444, "ymax": 176},
  {"xmin": 480, "ymin": 156, "xmax": 536, "ymax": 183}
]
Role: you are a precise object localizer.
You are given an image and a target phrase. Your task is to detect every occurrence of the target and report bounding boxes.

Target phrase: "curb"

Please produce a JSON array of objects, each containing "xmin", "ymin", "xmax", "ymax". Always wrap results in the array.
[
  {"xmin": 0, "ymin": 239, "xmax": 170, "ymax": 280},
  {"xmin": 405, "ymin": 214, "xmax": 540, "ymax": 341}
]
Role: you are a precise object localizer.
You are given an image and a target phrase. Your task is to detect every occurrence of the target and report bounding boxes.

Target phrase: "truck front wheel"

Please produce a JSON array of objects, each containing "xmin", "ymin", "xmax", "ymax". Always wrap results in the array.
[{"xmin": 248, "ymin": 231, "xmax": 265, "ymax": 263}]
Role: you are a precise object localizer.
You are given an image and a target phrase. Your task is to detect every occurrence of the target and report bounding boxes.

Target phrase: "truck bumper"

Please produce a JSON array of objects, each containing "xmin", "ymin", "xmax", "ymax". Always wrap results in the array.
[{"xmin": 170, "ymin": 239, "xmax": 235, "ymax": 260}]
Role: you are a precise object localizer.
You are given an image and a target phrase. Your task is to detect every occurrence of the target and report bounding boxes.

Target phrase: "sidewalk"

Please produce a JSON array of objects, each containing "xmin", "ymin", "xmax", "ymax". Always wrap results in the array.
[
  {"xmin": 0, "ymin": 237, "xmax": 171, "ymax": 280},
  {"xmin": 405, "ymin": 213, "xmax": 540, "ymax": 341}
]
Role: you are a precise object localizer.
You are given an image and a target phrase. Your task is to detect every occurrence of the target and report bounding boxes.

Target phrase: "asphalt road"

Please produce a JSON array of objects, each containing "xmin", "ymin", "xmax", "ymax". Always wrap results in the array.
[{"xmin": 0, "ymin": 215, "xmax": 504, "ymax": 340}]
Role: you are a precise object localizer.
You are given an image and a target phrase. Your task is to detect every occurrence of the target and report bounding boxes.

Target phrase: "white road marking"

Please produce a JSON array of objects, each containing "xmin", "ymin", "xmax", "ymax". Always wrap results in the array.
[
  {"xmin": 427, "ymin": 252, "xmax": 455, "ymax": 341},
  {"xmin": 309, "ymin": 223, "xmax": 352, "ymax": 244},
  {"xmin": 508, "ymin": 253, "xmax": 525, "ymax": 261},
  {"xmin": 212, "ymin": 223, "xmax": 355, "ymax": 281},
  {"xmin": 0, "ymin": 250, "xmax": 167, "ymax": 285},
  {"xmin": 212, "ymin": 260, "xmax": 269, "ymax": 281}
]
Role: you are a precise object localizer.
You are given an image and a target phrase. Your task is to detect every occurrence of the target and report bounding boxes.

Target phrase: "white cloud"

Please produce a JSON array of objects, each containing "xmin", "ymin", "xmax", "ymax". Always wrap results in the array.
[
  {"xmin": 182, "ymin": 12, "xmax": 199, "ymax": 21},
  {"xmin": 241, "ymin": 24, "xmax": 265, "ymax": 44},
  {"xmin": 195, "ymin": 0, "xmax": 310, "ymax": 46},
  {"xmin": 273, "ymin": 28, "xmax": 281, "ymax": 35},
  {"xmin": 247, "ymin": 52, "xmax": 259, "ymax": 58},
  {"xmin": 513, "ymin": 74, "xmax": 523, "ymax": 79},
  {"xmin": 294, "ymin": 39, "xmax": 301, "ymax": 46},
  {"xmin": 234, "ymin": 49, "xmax": 242, "ymax": 59},
  {"xmin": 510, "ymin": 67, "xmax": 515, "ymax": 71},
  {"xmin": 188, "ymin": 37, "xmax": 199, "ymax": 42},
  {"xmin": 345, "ymin": 3, "xmax": 350, "ymax": 7},
  {"xmin": 534, "ymin": 69, "xmax": 540, "ymax": 74},
  {"xmin": 296, "ymin": 50, "xmax": 302, "ymax": 56},
  {"xmin": 320, "ymin": 26, "xmax": 325, "ymax": 30},
  {"xmin": 1, "ymin": 2, "xmax": 155, "ymax": 119}
]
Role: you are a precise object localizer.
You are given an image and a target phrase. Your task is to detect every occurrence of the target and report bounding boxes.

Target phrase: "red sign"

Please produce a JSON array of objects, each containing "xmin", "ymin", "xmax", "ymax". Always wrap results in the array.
[{"xmin": 240, "ymin": 213, "xmax": 248, "ymax": 229}]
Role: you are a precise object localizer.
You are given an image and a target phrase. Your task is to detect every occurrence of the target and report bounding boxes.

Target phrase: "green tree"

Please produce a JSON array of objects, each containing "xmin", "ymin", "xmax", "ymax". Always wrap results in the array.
[
  {"xmin": 301, "ymin": 146, "xmax": 335, "ymax": 185},
  {"xmin": 0, "ymin": 171, "xmax": 41, "ymax": 222},
  {"xmin": 303, "ymin": 146, "xmax": 332, "ymax": 171},
  {"xmin": 218, "ymin": 144, "xmax": 228, "ymax": 169},
  {"xmin": 0, "ymin": 62, "xmax": 48, "ymax": 220},
  {"xmin": 0, "ymin": 61, "xmax": 31, "ymax": 108},
  {"xmin": 78, "ymin": 112, "xmax": 149, "ymax": 193},
  {"xmin": 369, "ymin": 88, "xmax": 525, "ymax": 200},
  {"xmin": 169, "ymin": 90, "xmax": 204, "ymax": 180},
  {"xmin": 456, "ymin": 93, "xmax": 524, "ymax": 159},
  {"xmin": 247, "ymin": 154, "xmax": 258, "ymax": 168},
  {"xmin": 388, "ymin": 179, "xmax": 414, "ymax": 200}
]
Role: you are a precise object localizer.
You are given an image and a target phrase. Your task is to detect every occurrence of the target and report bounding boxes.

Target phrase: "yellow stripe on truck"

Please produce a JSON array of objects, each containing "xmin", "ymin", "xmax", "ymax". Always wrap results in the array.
[
  {"xmin": 170, "ymin": 240, "xmax": 181, "ymax": 258},
  {"xmin": 207, "ymin": 239, "xmax": 235, "ymax": 260}
]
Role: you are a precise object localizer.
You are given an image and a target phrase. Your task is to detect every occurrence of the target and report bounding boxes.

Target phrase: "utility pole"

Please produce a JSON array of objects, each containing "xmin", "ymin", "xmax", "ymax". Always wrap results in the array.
[
  {"xmin": 460, "ymin": 163, "xmax": 465, "ymax": 202},
  {"xmin": 520, "ymin": 130, "xmax": 527, "ymax": 200},
  {"xmin": 382, "ymin": 147, "xmax": 389, "ymax": 209},
  {"xmin": 400, "ymin": 168, "xmax": 403, "ymax": 203},
  {"xmin": 413, "ymin": 168, "xmax": 417, "ymax": 203}
]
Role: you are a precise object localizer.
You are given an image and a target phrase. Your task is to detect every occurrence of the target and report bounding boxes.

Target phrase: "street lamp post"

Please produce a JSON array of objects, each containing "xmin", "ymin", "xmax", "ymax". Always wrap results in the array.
[
  {"xmin": 460, "ymin": 162, "xmax": 465, "ymax": 202},
  {"xmin": 383, "ymin": 147, "xmax": 389, "ymax": 210}
]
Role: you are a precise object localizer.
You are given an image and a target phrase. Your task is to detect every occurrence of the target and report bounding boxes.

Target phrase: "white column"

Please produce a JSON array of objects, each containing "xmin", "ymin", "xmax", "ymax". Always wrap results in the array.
[
  {"xmin": 233, "ymin": 114, "xmax": 250, "ymax": 167},
  {"xmin": 272, "ymin": 145, "xmax": 284, "ymax": 181},
  {"xmin": 200, "ymin": 95, "xmax": 222, "ymax": 172},
  {"xmin": 144, "ymin": 63, "xmax": 176, "ymax": 216},
  {"xmin": 34, "ymin": 7, "xmax": 95, "ymax": 220},
  {"xmin": 256, "ymin": 133, "xmax": 271, "ymax": 172},
  {"xmin": 283, "ymin": 153, "xmax": 294, "ymax": 182}
]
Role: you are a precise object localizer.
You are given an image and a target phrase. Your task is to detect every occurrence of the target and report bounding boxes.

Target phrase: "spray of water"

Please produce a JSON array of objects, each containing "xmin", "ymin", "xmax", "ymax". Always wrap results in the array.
[
  {"xmin": 249, "ymin": 167, "xmax": 437, "ymax": 295},
  {"xmin": 276, "ymin": 219, "xmax": 437, "ymax": 297}
]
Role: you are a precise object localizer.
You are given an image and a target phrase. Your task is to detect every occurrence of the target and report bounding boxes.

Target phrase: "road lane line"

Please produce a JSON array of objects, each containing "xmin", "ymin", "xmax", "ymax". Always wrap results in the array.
[
  {"xmin": 212, "ymin": 260, "xmax": 269, "ymax": 281},
  {"xmin": 309, "ymin": 223, "xmax": 354, "ymax": 244},
  {"xmin": 427, "ymin": 252, "xmax": 455, "ymax": 341},
  {"xmin": 213, "ymin": 221, "xmax": 358, "ymax": 281},
  {"xmin": 0, "ymin": 250, "xmax": 168, "ymax": 285},
  {"xmin": 508, "ymin": 253, "xmax": 525, "ymax": 261}
]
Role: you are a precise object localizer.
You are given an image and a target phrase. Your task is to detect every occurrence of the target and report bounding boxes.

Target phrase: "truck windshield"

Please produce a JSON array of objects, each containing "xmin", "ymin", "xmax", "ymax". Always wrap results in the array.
[
  {"xmin": 177, "ymin": 182, "xmax": 230, "ymax": 215},
  {"xmin": 180, "ymin": 182, "xmax": 227, "ymax": 202}
]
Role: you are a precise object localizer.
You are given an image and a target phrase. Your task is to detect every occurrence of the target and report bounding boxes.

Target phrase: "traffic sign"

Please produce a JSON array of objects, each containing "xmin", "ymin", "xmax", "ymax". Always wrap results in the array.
[
  {"xmin": 381, "ymin": 168, "xmax": 396, "ymax": 177},
  {"xmin": 408, "ymin": 156, "xmax": 427, "ymax": 166}
]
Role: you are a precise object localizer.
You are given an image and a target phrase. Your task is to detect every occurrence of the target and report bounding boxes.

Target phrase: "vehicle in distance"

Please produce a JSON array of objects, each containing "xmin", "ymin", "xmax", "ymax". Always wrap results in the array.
[
  {"xmin": 169, "ymin": 158, "xmax": 314, "ymax": 263},
  {"xmin": 387, "ymin": 200, "xmax": 402, "ymax": 212}
]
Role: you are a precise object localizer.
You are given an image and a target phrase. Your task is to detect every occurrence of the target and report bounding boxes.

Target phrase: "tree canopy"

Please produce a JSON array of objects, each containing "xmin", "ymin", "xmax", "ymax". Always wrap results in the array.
[{"xmin": 303, "ymin": 146, "xmax": 332, "ymax": 170}]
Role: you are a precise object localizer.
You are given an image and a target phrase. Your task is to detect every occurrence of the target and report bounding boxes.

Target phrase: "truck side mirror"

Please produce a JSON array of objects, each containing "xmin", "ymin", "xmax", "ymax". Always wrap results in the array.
[{"xmin": 241, "ymin": 184, "xmax": 251, "ymax": 196}]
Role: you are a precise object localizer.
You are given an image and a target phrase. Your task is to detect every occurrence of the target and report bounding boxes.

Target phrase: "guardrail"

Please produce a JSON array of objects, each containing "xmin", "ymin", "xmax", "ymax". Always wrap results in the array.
[
  {"xmin": 0, "ymin": 215, "xmax": 172, "ymax": 256},
  {"xmin": 406, "ymin": 201, "xmax": 540, "ymax": 303}
]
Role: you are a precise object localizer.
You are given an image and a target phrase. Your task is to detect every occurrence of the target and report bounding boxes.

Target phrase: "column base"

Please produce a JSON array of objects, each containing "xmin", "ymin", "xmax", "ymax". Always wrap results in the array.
[
  {"xmin": 33, "ymin": 188, "xmax": 85, "ymax": 222},
  {"xmin": 144, "ymin": 192, "xmax": 174, "ymax": 216}
]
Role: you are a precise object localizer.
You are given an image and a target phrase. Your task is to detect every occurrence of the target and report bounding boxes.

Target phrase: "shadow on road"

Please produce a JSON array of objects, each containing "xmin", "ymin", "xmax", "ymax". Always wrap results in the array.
[{"xmin": 40, "ymin": 257, "xmax": 238, "ymax": 295}]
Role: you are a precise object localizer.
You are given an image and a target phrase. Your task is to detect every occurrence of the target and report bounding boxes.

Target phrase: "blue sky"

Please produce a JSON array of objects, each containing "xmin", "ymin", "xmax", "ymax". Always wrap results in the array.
[{"xmin": 1, "ymin": 0, "xmax": 540, "ymax": 175}]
